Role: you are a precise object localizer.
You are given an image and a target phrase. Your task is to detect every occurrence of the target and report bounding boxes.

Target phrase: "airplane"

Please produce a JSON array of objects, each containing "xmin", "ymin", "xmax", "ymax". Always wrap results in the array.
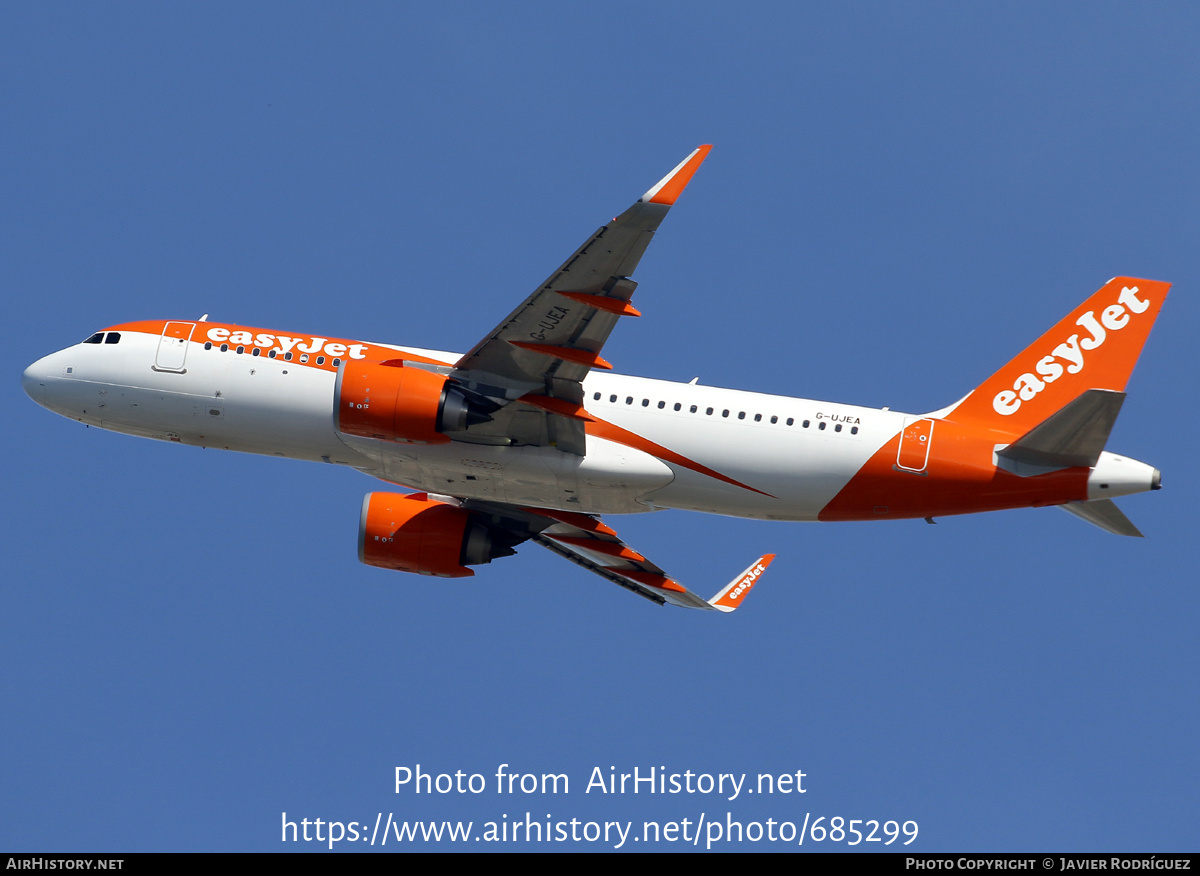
[{"xmin": 22, "ymin": 145, "xmax": 1169, "ymax": 611}]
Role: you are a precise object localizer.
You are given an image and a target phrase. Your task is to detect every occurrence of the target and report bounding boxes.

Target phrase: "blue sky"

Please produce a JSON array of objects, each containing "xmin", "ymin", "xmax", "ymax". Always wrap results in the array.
[{"xmin": 3, "ymin": 3, "xmax": 1197, "ymax": 851}]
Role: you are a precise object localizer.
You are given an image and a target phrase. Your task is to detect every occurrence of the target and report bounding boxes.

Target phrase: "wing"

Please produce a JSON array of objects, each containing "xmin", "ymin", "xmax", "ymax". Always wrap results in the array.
[
  {"xmin": 456, "ymin": 497, "xmax": 772, "ymax": 611},
  {"xmin": 445, "ymin": 145, "xmax": 712, "ymax": 455}
]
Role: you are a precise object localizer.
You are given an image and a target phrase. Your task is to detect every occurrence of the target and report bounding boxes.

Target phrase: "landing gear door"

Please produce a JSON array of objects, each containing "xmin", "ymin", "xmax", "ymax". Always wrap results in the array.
[
  {"xmin": 896, "ymin": 417, "xmax": 934, "ymax": 473},
  {"xmin": 154, "ymin": 322, "xmax": 195, "ymax": 373}
]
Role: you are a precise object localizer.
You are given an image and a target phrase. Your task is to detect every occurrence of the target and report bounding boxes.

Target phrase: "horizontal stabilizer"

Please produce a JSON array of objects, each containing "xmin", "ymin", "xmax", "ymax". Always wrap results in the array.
[
  {"xmin": 1059, "ymin": 499, "xmax": 1144, "ymax": 537},
  {"xmin": 997, "ymin": 389, "xmax": 1125, "ymax": 469}
]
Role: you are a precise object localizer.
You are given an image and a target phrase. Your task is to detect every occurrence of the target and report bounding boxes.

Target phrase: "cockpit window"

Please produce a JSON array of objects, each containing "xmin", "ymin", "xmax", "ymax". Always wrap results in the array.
[
  {"xmin": 104, "ymin": 332, "xmax": 121, "ymax": 344},
  {"xmin": 83, "ymin": 332, "xmax": 104, "ymax": 344}
]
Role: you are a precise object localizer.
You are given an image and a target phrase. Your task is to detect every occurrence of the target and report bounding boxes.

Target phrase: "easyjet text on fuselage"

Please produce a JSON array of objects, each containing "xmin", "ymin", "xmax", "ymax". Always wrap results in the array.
[{"xmin": 204, "ymin": 326, "xmax": 369, "ymax": 361}]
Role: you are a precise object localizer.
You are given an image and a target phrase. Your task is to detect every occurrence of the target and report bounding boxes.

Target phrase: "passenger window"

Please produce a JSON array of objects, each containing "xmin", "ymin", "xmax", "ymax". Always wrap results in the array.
[
  {"xmin": 220, "ymin": 344, "xmax": 229, "ymax": 352},
  {"xmin": 269, "ymin": 350, "xmax": 278, "ymax": 359},
  {"xmin": 642, "ymin": 399, "xmax": 649, "ymax": 407},
  {"xmin": 674, "ymin": 403, "xmax": 681, "ymax": 411},
  {"xmin": 610, "ymin": 395, "xmax": 617, "ymax": 403},
  {"xmin": 851, "ymin": 426, "xmax": 859, "ymax": 435},
  {"xmin": 316, "ymin": 356, "xmax": 325, "ymax": 365},
  {"xmin": 819, "ymin": 421, "xmax": 826, "ymax": 430},
  {"xmin": 332, "ymin": 358, "xmax": 341, "ymax": 367},
  {"xmin": 204, "ymin": 342, "xmax": 213, "ymax": 350},
  {"xmin": 835, "ymin": 423, "xmax": 842, "ymax": 432},
  {"xmin": 593, "ymin": 392, "xmax": 601, "ymax": 400},
  {"xmin": 787, "ymin": 418, "xmax": 795, "ymax": 426},
  {"xmin": 690, "ymin": 405, "xmax": 698, "ymax": 413},
  {"xmin": 657, "ymin": 401, "xmax": 665, "ymax": 409},
  {"xmin": 770, "ymin": 415, "xmax": 777, "ymax": 424},
  {"xmin": 754, "ymin": 414, "xmax": 761, "ymax": 422},
  {"xmin": 706, "ymin": 407, "xmax": 713, "ymax": 415},
  {"xmin": 284, "ymin": 352, "xmax": 293, "ymax": 361},
  {"xmin": 252, "ymin": 348, "xmax": 261, "ymax": 357}
]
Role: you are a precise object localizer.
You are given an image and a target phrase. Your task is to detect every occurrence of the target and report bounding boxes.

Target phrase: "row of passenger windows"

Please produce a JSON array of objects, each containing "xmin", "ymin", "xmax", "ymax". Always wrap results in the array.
[
  {"xmin": 590, "ymin": 391, "xmax": 860, "ymax": 434},
  {"xmin": 203, "ymin": 341, "xmax": 342, "ymax": 367},
  {"xmin": 83, "ymin": 332, "xmax": 122, "ymax": 345}
]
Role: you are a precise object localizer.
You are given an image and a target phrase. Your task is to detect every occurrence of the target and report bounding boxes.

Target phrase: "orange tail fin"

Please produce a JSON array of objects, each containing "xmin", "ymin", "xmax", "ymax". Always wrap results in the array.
[{"xmin": 945, "ymin": 277, "xmax": 1170, "ymax": 435}]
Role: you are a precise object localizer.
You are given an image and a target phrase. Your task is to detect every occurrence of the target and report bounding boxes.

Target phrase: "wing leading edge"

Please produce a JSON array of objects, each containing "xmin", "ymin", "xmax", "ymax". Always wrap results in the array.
[{"xmin": 445, "ymin": 146, "xmax": 713, "ymax": 455}]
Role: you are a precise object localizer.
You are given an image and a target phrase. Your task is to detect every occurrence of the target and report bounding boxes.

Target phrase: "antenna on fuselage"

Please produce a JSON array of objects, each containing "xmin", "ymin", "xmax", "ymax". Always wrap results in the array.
[{"xmin": 198, "ymin": 314, "xmax": 209, "ymax": 322}]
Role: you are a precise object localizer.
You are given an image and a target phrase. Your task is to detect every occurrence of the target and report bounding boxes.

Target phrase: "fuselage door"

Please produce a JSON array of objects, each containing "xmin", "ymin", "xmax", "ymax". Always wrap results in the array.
[
  {"xmin": 154, "ymin": 321, "xmax": 196, "ymax": 373},
  {"xmin": 896, "ymin": 417, "xmax": 934, "ymax": 473}
]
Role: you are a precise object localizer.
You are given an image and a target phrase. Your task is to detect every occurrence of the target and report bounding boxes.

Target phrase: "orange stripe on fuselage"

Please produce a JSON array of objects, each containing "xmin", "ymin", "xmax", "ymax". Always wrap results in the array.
[
  {"xmin": 518, "ymin": 391, "xmax": 773, "ymax": 498},
  {"xmin": 818, "ymin": 416, "xmax": 1088, "ymax": 521},
  {"xmin": 584, "ymin": 415, "xmax": 776, "ymax": 499}
]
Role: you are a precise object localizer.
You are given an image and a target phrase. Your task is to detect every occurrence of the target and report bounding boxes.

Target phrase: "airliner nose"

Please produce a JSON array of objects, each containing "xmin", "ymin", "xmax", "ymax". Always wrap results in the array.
[{"xmin": 23, "ymin": 357, "xmax": 52, "ymax": 407}]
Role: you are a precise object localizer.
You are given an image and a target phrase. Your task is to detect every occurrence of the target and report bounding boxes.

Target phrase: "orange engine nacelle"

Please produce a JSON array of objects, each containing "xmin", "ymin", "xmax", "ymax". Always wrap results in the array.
[
  {"xmin": 336, "ymin": 359, "xmax": 485, "ymax": 444},
  {"xmin": 358, "ymin": 492, "xmax": 522, "ymax": 578}
]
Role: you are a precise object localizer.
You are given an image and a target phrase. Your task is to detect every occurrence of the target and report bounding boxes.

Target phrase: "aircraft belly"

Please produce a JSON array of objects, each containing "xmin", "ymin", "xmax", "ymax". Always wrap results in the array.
[
  {"xmin": 342, "ymin": 435, "xmax": 674, "ymax": 515},
  {"xmin": 99, "ymin": 384, "xmax": 224, "ymax": 442},
  {"xmin": 649, "ymin": 466, "xmax": 844, "ymax": 520}
]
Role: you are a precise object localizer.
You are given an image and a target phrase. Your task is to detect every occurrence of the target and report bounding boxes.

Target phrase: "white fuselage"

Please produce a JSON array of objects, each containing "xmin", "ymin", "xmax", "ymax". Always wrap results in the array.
[{"xmin": 23, "ymin": 325, "xmax": 902, "ymax": 521}]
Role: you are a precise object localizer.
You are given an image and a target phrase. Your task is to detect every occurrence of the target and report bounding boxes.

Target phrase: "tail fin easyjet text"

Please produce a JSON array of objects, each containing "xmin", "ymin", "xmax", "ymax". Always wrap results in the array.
[{"xmin": 946, "ymin": 277, "xmax": 1170, "ymax": 436}]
